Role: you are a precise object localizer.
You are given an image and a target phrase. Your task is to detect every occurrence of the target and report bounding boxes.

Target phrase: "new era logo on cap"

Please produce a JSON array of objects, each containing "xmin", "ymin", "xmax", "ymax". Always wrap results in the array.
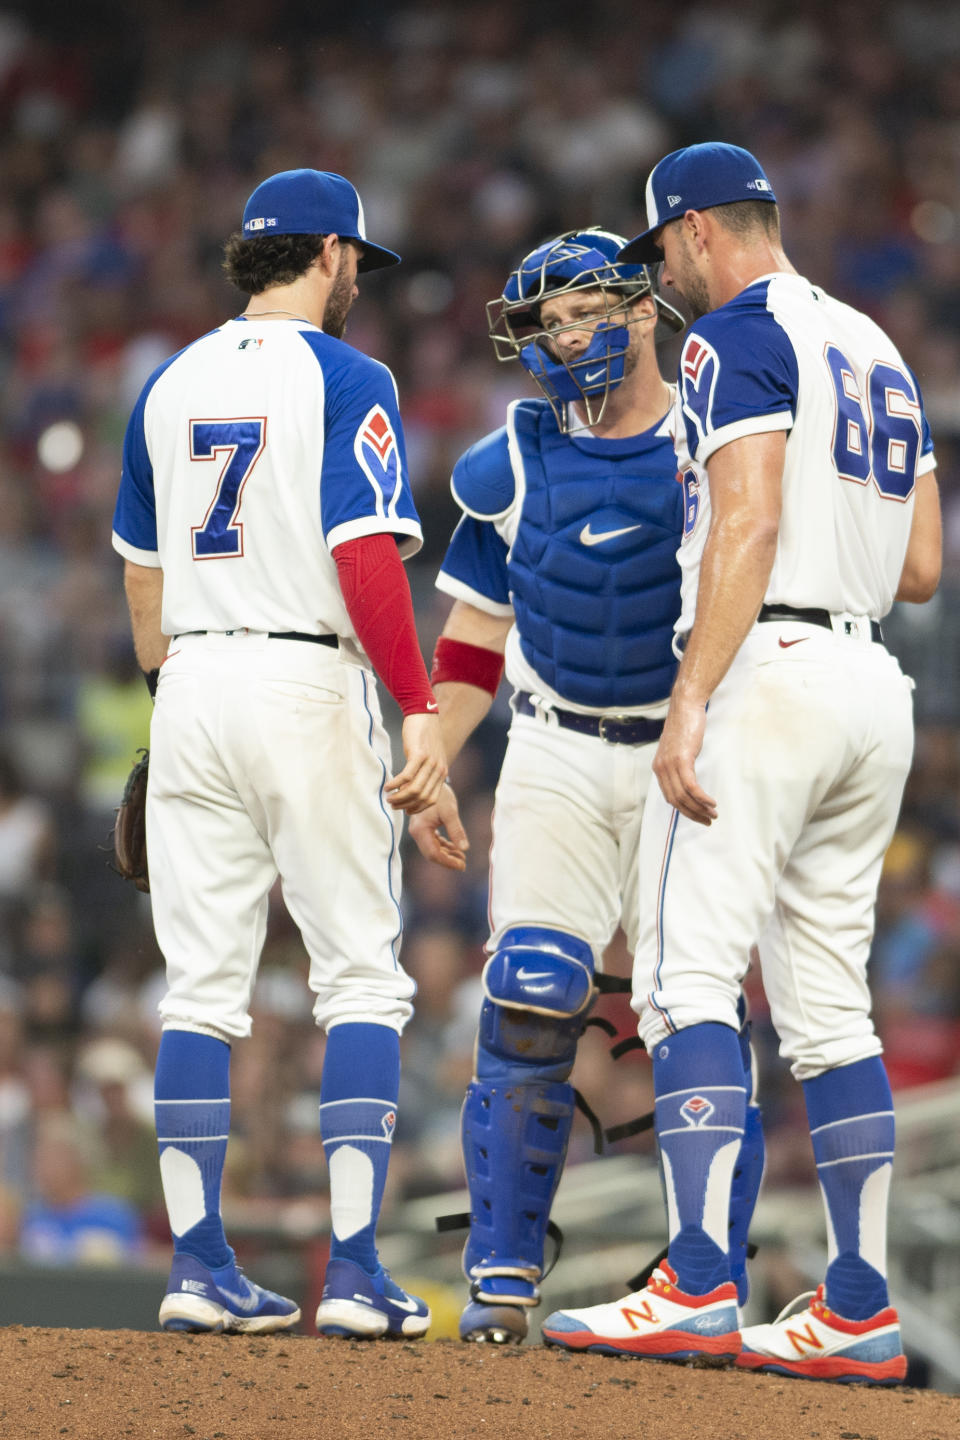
[
  {"xmin": 240, "ymin": 169, "xmax": 401, "ymax": 272},
  {"xmin": 619, "ymin": 142, "xmax": 777, "ymax": 264}
]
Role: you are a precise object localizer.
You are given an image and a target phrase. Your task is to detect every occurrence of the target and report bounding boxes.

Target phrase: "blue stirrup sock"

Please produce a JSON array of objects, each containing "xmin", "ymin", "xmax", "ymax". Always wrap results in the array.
[
  {"xmin": 803, "ymin": 1056, "xmax": 895, "ymax": 1320},
  {"xmin": 653, "ymin": 1022, "xmax": 747, "ymax": 1296},
  {"xmin": 320, "ymin": 1021, "xmax": 400, "ymax": 1275},
  {"xmin": 154, "ymin": 1030, "xmax": 233, "ymax": 1270},
  {"xmin": 728, "ymin": 1013, "xmax": 765, "ymax": 1306}
]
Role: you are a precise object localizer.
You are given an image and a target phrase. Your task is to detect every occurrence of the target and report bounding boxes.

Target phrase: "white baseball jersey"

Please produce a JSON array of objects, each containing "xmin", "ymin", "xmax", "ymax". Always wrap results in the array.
[
  {"xmin": 635, "ymin": 272, "xmax": 934, "ymax": 1078},
  {"xmin": 111, "ymin": 315, "xmax": 424, "ymax": 1041},
  {"xmin": 673, "ymin": 272, "xmax": 935, "ymax": 642},
  {"xmin": 112, "ymin": 316, "xmax": 422, "ymax": 638}
]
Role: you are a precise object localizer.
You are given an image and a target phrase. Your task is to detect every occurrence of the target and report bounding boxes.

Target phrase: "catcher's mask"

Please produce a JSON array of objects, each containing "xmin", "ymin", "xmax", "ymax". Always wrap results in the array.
[{"xmin": 486, "ymin": 227, "xmax": 684, "ymax": 432}]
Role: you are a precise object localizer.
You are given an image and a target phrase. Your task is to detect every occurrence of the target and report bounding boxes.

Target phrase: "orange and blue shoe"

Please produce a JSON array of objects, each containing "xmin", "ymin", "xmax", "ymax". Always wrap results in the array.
[
  {"xmin": 541, "ymin": 1261, "xmax": 741, "ymax": 1364},
  {"xmin": 736, "ymin": 1285, "xmax": 907, "ymax": 1385}
]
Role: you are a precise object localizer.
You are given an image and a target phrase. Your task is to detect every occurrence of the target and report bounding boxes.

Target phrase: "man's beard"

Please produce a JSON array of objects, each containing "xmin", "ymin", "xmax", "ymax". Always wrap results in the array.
[
  {"xmin": 672, "ymin": 235, "xmax": 710, "ymax": 319},
  {"xmin": 682, "ymin": 275, "xmax": 711, "ymax": 321},
  {"xmin": 323, "ymin": 255, "xmax": 355, "ymax": 338}
]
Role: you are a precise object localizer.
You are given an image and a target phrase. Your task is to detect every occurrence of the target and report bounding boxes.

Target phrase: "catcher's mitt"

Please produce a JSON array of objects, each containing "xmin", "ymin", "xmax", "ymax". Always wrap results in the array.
[{"xmin": 113, "ymin": 747, "xmax": 150, "ymax": 893}]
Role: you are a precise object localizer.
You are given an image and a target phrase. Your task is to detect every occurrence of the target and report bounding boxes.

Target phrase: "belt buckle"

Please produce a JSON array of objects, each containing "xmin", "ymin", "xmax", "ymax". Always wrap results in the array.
[{"xmin": 598, "ymin": 714, "xmax": 629, "ymax": 744}]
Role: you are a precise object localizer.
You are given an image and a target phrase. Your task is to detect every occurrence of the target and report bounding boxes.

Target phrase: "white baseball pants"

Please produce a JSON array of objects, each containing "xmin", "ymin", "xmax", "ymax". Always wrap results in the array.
[
  {"xmin": 146, "ymin": 631, "xmax": 414, "ymax": 1040},
  {"xmin": 635, "ymin": 619, "xmax": 914, "ymax": 1078}
]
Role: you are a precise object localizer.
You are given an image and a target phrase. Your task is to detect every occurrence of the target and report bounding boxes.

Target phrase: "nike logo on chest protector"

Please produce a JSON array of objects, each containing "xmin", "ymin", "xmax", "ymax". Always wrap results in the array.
[{"xmin": 579, "ymin": 521, "xmax": 644, "ymax": 546}]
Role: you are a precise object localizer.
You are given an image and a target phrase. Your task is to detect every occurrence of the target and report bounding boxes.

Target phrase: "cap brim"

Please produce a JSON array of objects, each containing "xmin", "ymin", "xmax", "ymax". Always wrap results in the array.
[
  {"xmin": 356, "ymin": 242, "xmax": 401, "ymax": 273},
  {"xmin": 617, "ymin": 230, "xmax": 663, "ymax": 265}
]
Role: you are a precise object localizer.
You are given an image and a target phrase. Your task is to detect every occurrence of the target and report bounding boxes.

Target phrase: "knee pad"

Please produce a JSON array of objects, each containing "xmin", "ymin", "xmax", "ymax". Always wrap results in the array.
[
  {"xmin": 461, "ymin": 1076, "xmax": 575, "ymax": 1299},
  {"xmin": 477, "ymin": 926, "xmax": 595, "ymax": 1085}
]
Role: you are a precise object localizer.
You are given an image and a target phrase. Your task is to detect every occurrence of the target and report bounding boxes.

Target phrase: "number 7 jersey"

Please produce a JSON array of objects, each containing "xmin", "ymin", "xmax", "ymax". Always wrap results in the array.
[
  {"xmin": 673, "ymin": 272, "xmax": 936, "ymax": 642},
  {"xmin": 111, "ymin": 317, "xmax": 423, "ymax": 638}
]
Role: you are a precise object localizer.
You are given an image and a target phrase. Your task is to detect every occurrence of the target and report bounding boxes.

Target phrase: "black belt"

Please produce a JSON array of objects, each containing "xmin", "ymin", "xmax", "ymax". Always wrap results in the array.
[
  {"xmin": 514, "ymin": 692, "xmax": 664, "ymax": 746},
  {"xmin": 758, "ymin": 605, "xmax": 882, "ymax": 644},
  {"xmin": 174, "ymin": 629, "xmax": 337, "ymax": 647}
]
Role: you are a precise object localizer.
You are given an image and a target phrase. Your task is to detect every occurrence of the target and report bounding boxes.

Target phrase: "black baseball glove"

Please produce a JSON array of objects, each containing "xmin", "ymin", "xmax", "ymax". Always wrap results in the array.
[{"xmin": 113, "ymin": 747, "xmax": 150, "ymax": 892}]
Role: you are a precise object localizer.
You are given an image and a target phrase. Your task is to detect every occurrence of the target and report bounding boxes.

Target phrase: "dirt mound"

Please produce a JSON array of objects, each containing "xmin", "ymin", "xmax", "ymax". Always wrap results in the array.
[{"xmin": 0, "ymin": 1327, "xmax": 956, "ymax": 1440}]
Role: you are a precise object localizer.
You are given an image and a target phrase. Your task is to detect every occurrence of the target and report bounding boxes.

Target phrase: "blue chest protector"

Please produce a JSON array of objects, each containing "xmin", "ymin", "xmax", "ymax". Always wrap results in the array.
[{"xmin": 453, "ymin": 399, "xmax": 682, "ymax": 709}]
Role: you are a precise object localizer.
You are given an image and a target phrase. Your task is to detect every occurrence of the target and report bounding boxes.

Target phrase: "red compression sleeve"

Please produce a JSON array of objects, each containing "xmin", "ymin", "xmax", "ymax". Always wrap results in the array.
[
  {"xmin": 431, "ymin": 635, "xmax": 505, "ymax": 697},
  {"xmin": 333, "ymin": 534, "xmax": 436, "ymax": 716}
]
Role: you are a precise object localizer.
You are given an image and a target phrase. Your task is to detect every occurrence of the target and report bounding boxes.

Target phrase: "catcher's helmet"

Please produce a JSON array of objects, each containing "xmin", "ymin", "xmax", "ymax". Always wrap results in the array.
[{"xmin": 486, "ymin": 227, "xmax": 683, "ymax": 430}]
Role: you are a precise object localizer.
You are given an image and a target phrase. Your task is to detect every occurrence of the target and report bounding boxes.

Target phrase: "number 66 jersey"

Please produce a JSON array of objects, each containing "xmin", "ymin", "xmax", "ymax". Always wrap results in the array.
[{"xmin": 673, "ymin": 272, "xmax": 936, "ymax": 644}]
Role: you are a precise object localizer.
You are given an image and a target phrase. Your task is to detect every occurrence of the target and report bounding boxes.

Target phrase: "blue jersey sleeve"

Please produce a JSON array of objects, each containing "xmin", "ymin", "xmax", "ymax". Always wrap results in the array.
[
  {"xmin": 112, "ymin": 381, "xmax": 160, "ymax": 562},
  {"xmin": 307, "ymin": 337, "xmax": 423, "ymax": 556},
  {"xmin": 436, "ymin": 514, "xmax": 512, "ymax": 613},
  {"xmin": 678, "ymin": 293, "xmax": 798, "ymax": 465}
]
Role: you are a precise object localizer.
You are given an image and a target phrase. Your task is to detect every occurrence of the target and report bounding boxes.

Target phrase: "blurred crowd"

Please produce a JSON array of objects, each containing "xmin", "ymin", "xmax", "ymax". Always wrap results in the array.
[{"xmin": 0, "ymin": 0, "xmax": 959, "ymax": 1272}]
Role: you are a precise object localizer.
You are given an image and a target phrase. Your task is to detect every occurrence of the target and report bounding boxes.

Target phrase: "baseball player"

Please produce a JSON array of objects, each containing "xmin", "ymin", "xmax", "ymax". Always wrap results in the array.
[
  {"xmin": 112, "ymin": 169, "xmax": 454, "ymax": 1338},
  {"xmin": 542, "ymin": 144, "xmax": 942, "ymax": 1383},
  {"xmin": 409, "ymin": 229, "xmax": 765, "ymax": 1344}
]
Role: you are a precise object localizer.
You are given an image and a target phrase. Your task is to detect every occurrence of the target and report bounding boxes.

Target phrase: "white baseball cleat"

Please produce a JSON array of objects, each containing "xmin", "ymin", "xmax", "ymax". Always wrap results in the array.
[
  {"xmin": 541, "ymin": 1261, "xmax": 741, "ymax": 1363},
  {"xmin": 736, "ymin": 1285, "xmax": 907, "ymax": 1384}
]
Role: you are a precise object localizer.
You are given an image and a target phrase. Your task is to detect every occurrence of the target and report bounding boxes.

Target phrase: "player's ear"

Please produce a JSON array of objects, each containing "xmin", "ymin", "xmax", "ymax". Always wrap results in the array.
[{"xmin": 317, "ymin": 233, "xmax": 340, "ymax": 276}]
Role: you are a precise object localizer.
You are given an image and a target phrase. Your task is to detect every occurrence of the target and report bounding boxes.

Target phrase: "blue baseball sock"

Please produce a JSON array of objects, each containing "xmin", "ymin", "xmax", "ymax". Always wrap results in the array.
[
  {"xmin": 653, "ymin": 1022, "xmax": 746, "ymax": 1296},
  {"xmin": 728, "ymin": 1015, "xmax": 765, "ymax": 1306},
  {"xmin": 803, "ymin": 1056, "xmax": 894, "ymax": 1320},
  {"xmin": 154, "ymin": 1030, "xmax": 233, "ymax": 1270},
  {"xmin": 320, "ymin": 1022, "xmax": 400, "ymax": 1274}
]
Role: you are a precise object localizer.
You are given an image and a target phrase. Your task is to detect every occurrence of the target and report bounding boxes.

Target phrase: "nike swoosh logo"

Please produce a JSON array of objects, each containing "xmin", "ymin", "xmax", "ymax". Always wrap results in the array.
[
  {"xmin": 426, "ymin": 701, "xmax": 438, "ymax": 712},
  {"xmin": 387, "ymin": 1294, "xmax": 422, "ymax": 1313},
  {"xmin": 583, "ymin": 368, "xmax": 605, "ymax": 383},
  {"xmin": 778, "ymin": 637, "xmax": 808, "ymax": 649},
  {"xmin": 580, "ymin": 522, "xmax": 644, "ymax": 547},
  {"xmin": 218, "ymin": 1282, "xmax": 260, "ymax": 1312},
  {"xmin": 515, "ymin": 967, "xmax": 553, "ymax": 981}
]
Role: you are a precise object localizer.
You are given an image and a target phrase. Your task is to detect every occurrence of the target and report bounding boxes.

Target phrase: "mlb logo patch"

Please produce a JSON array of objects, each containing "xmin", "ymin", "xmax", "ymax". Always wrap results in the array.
[
  {"xmin": 680, "ymin": 1095, "xmax": 715, "ymax": 1127},
  {"xmin": 238, "ymin": 337, "xmax": 263, "ymax": 350},
  {"xmin": 381, "ymin": 1109, "xmax": 397, "ymax": 1140}
]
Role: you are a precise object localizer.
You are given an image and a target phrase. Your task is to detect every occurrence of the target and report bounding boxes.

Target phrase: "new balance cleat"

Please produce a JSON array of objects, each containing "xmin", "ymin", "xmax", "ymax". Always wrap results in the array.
[
  {"xmin": 315, "ymin": 1257, "xmax": 430, "ymax": 1339},
  {"xmin": 542, "ymin": 1262, "xmax": 741, "ymax": 1364},
  {"xmin": 736, "ymin": 1285, "xmax": 907, "ymax": 1384},
  {"xmin": 158, "ymin": 1253, "xmax": 301, "ymax": 1334}
]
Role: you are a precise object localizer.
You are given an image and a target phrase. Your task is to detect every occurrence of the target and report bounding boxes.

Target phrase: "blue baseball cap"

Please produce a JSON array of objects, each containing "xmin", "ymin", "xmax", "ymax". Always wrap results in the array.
[
  {"xmin": 241, "ymin": 169, "xmax": 401, "ymax": 272},
  {"xmin": 619, "ymin": 143, "xmax": 777, "ymax": 263}
]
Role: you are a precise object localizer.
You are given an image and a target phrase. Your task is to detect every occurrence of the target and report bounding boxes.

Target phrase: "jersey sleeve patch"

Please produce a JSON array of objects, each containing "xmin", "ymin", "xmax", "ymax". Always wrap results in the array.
[
  {"xmin": 678, "ymin": 301, "xmax": 799, "ymax": 464},
  {"xmin": 355, "ymin": 403, "xmax": 403, "ymax": 518}
]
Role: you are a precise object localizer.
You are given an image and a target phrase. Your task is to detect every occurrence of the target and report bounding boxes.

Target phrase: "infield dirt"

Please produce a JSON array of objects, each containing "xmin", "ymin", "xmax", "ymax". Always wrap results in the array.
[{"xmin": 0, "ymin": 1326, "xmax": 957, "ymax": 1440}]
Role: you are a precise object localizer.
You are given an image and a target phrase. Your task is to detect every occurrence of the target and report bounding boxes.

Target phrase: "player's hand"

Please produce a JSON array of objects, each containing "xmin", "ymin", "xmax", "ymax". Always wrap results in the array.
[
  {"xmin": 652, "ymin": 693, "xmax": 717, "ymax": 826},
  {"xmin": 385, "ymin": 712, "xmax": 448, "ymax": 814},
  {"xmin": 407, "ymin": 785, "xmax": 469, "ymax": 871}
]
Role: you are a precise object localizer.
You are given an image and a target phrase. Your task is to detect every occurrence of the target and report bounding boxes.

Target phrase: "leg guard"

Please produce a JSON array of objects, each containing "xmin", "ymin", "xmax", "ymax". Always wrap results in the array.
[
  {"xmin": 729, "ymin": 1006, "xmax": 766, "ymax": 1307},
  {"xmin": 461, "ymin": 1076, "xmax": 575, "ymax": 1302},
  {"xmin": 461, "ymin": 928, "xmax": 593, "ymax": 1317}
]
